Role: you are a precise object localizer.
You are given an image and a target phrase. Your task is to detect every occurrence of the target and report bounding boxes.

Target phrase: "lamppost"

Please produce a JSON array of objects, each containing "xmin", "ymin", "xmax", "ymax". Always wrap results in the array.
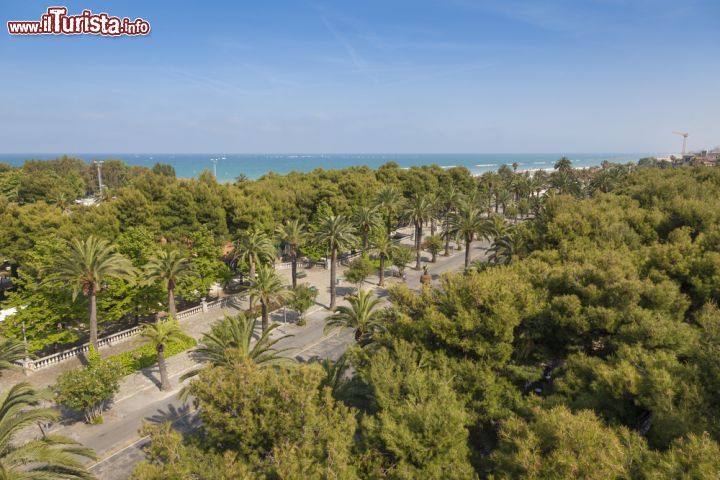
[
  {"xmin": 93, "ymin": 160, "xmax": 104, "ymax": 194},
  {"xmin": 21, "ymin": 321, "xmax": 30, "ymax": 375},
  {"xmin": 211, "ymin": 158, "xmax": 218, "ymax": 179}
]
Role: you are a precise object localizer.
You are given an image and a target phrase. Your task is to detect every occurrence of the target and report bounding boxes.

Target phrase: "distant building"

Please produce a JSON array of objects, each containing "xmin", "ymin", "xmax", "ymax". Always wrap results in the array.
[
  {"xmin": 0, "ymin": 307, "xmax": 17, "ymax": 323},
  {"xmin": 671, "ymin": 148, "xmax": 719, "ymax": 167},
  {"xmin": 695, "ymin": 149, "xmax": 720, "ymax": 166},
  {"xmin": 0, "ymin": 260, "xmax": 12, "ymax": 291},
  {"xmin": 74, "ymin": 196, "xmax": 101, "ymax": 207}
]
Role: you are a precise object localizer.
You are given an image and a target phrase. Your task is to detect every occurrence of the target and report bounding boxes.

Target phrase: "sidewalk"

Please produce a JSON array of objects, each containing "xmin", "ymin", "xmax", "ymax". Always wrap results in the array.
[
  {"xmin": 1, "ymin": 225, "xmax": 421, "ymax": 392},
  {"xmin": 11, "ymin": 227, "xmax": 477, "ymax": 473}
]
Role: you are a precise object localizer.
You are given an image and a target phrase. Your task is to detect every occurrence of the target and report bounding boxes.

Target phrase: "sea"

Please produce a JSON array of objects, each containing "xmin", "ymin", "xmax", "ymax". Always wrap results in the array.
[{"xmin": 0, "ymin": 153, "xmax": 656, "ymax": 183}]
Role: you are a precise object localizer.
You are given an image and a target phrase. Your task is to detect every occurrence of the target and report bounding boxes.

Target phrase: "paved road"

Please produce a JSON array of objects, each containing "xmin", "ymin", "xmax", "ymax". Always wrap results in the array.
[{"xmin": 88, "ymin": 240, "xmax": 486, "ymax": 479}]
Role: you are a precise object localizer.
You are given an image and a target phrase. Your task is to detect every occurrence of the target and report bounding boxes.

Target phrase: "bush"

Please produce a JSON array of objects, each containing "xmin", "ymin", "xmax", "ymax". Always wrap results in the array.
[
  {"xmin": 108, "ymin": 333, "xmax": 196, "ymax": 375},
  {"xmin": 345, "ymin": 255, "xmax": 375, "ymax": 287},
  {"xmin": 288, "ymin": 284, "xmax": 318, "ymax": 325},
  {"xmin": 391, "ymin": 245, "xmax": 415, "ymax": 276},
  {"xmin": 54, "ymin": 348, "xmax": 122, "ymax": 423},
  {"xmin": 422, "ymin": 235, "xmax": 443, "ymax": 262}
]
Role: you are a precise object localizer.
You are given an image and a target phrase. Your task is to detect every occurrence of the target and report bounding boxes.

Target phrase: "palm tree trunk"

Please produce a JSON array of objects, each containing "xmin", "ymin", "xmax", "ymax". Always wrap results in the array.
[
  {"xmin": 430, "ymin": 218, "xmax": 436, "ymax": 236},
  {"xmin": 261, "ymin": 302, "xmax": 269, "ymax": 332},
  {"xmin": 464, "ymin": 238, "xmax": 472, "ymax": 269},
  {"xmin": 386, "ymin": 212, "xmax": 392, "ymax": 238},
  {"xmin": 330, "ymin": 248, "xmax": 337, "ymax": 309},
  {"xmin": 167, "ymin": 287, "xmax": 176, "ymax": 321},
  {"xmin": 379, "ymin": 255, "xmax": 385, "ymax": 286},
  {"xmin": 249, "ymin": 258, "xmax": 256, "ymax": 310},
  {"xmin": 89, "ymin": 288, "xmax": 98, "ymax": 351},
  {"xmin": 444, "ymin": 212, "xmax": 451, "ymax": 256},
  {"xmin": 291, "ymin": 247, "xmax": 297, "ymax": 289},
  {"xmin": 157, "ymin": 344, "xmax": 170, "ymax": 391},
  {"xmin": 363, "ymin": 229, "xmax": 369, "ymax": 251},
  {"xmin": 414, "ymin": 223, "xmax": 422, "ymax": 270}
]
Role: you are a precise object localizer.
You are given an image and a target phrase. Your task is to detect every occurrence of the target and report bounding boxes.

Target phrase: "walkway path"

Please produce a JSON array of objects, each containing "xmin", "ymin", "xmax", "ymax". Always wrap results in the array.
[{"xmin": 13, "ymin": 228, "xmax": 489, "ymax": 479}]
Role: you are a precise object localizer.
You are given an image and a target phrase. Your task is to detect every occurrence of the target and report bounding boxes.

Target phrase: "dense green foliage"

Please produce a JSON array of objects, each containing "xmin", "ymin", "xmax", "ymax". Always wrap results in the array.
[
  {"xmin": 0, "ymin": 382, "xmax": 96, "ymax": 478},
  {"xmin": 107, "ymin": 332, "xmax": 196, "ymax": 375},
  {"xmin": 0, "ymin": 334, "xmax": 96, "ymax": 478},
  {"xmin": 5, "ymin": 156, "xmax": 720, "ymax": 477},
  {"xmin": 131, "ymin": 163, "xmax": 720, "ymax": 478},
  {"xmin": 54, "ymin": 349, "xmax": 122, "ymax": 423},
  {"xmin": 0, "ymin": 158, "xmax": 475, "ymax": 352},
  {"xmin": 288, "ymin": 283, "xmax": 318, "ymax": 324}
]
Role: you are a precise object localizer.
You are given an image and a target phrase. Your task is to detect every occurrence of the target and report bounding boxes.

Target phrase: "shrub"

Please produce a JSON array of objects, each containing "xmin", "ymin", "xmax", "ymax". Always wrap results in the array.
[
  {"xmin": 288, "ymin": 284, "xmax": 318, "ymax": 325},
  {"xmin": 422, "ymin": 235, "xmax": 443, "ymax": 262},
  {"xmin": 391, "ymin": 245, "xmax": 414, "ymax": 276},
  {"xmin": 345, "ymin": 255, "xmax": 375, "ymax": 287},
  {"xmin": 54, "ymin": 348, "xmax": 122, "ymax": 423},
  {"xmin": 108, "ymin": 333, "xmax": 196, "ymax": 376}
]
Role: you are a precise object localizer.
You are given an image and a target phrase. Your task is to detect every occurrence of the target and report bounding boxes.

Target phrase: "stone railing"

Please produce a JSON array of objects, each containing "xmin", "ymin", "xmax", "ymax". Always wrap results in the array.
[
  {"xmin": 338, "ymin": 235, "xmax": 407, "ymax": 267},
  {"xmin": 339, "ymin": 251, "xmax": 362, "ymax": 266},
  {"xmin": 176, "ymin": 305, "xmax": 203, "ymax": 320},
  {"xmin": 276, "ymin": 260, "xmax": 326, "ymax": 270},
  {"xmin": 21, "ymin": 293, "xmax": 245, "ymax": 372}
]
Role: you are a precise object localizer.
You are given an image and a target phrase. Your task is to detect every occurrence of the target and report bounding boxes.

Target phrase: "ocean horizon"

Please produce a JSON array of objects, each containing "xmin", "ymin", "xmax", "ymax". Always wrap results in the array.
[{"xmin": 0, "ymin": 153, "xmax": 658, "ymax": 183}]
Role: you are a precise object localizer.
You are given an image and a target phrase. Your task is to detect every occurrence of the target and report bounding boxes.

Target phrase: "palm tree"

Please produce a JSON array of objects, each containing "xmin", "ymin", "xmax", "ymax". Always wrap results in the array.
[
  {"xmin": 555, "ymin": 156, "xmax": 573, "ymax": 172},
  {"xmin": 0, "ymin": 382, "xmax": 96, "ymax": 478},
  {"xmin": 318, "ymin": 354, "xmax": 370, "ymax": 405},
  {"xmin": 550, "ymin": 169, "xmax": 581, "ymax": 196},
  {"xmin": 324, "ymin": 289, "xmax": 386, "ymax": 344},
  {"xmin": 488, "ymin": 214, "xmax": 510, "ymax": 239},
  {"xmin": 403, "ymin": 193, "xmax": 435, "ymax": 270},
  {"xmin": 46, "ymin": 236, "xmax": 135, "ymax": 350},
  {"xmin": 447, "ymin": 202, "xmax": 488, "ymax": 270},
  {"xmin": 319, "ymin": 355, "xmax": 352, "ymax": 398},
  {"xmin": 374, "ymin": 186, "xmax": 404, "ymax": 238},
  {"xmin": 54, "ymin": 191, "xmax": 69, "ymax": 212},
  {"xmin": 371, "ymin": 233, "xmax": 394, "ymax": 286},
  {"xmin": 0, "ymin": 337, "xmax": 25, "ymax": 373},
  {"xmin": 233, "ymin": 227, "xmax": 275, "ymax": 284},
  {"xmin": 530, "ymin": 171, "xmax": 546, "ymax": 198},
  {"xmin": 352, "ymin": 205, "xmax": 382, "ymax": 251},
  {"xmin": 496, "ymin": 188, "xmax": 513, "ymax": 217},
  {"xmin": 182, "ymin": 313, "xmax": 294, "ymax": 382},
  {"xmin": 140, "ymin": 319, "xmax": 184, "ymax": 391},
  {"xmin": 315, "ymin": 214, "xmax": 357, "ymax": 309},
  {"xmin": 488, "ymin": 229, "xmax": 526, "ymax": 266},
  {"xmin": 276, "ymin": 219, "xmax": 307, "ymax": 289},
  {"xmin": 440, "ymin": 184, "xmax": 463, "ymax": 255},
  {"xmin": 248, "ymin": 266, "xmax": 290, "ymax": 332},
  {"xmin": 428, "ymin": 193, "xmax": 442, "ymax": 236},
  {"xmin": 144, "ymin": 248, "xmax": 193, "ymax": 321}
]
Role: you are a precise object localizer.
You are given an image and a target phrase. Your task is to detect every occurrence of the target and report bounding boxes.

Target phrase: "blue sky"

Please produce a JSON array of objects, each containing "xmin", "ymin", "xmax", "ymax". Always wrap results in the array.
[{"xmin": 0, "ymin": 0, "xmax": 718, "ymax": 154}]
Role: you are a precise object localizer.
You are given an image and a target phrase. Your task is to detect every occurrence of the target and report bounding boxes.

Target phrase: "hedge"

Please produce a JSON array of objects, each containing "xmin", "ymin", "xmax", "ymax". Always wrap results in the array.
[{"xmin": 107, "ymin": 333, "xmax": 197, "ymax": 376}]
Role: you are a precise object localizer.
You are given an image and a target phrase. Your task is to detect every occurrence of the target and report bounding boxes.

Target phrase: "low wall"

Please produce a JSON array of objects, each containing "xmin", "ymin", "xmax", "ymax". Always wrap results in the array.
[{"xmin": 20, "ymin": 293, "xmax": 245, "ymax": 372}]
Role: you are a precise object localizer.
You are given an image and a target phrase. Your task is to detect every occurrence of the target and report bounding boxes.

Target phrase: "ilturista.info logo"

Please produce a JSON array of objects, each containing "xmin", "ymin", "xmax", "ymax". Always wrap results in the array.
[{"xmin": 7, "ymin": 7, "xmax": 150, "ymax": 36}]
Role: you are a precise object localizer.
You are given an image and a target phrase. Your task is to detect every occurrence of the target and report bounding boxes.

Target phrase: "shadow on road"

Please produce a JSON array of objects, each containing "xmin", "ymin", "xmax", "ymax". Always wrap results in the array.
[{"xmin": 146, "ymin": 401, "xmax": 199, "ymax": 433}]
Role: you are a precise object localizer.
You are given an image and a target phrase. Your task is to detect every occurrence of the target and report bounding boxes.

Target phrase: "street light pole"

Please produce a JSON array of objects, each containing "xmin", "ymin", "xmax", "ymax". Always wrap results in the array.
[
  {"xmin": 21, "ymin": 321, "xmax": 30, "ymax": 375},
  {"xmin": 93, "ymin": 160, "xmax": 104, "ymax": 194}
]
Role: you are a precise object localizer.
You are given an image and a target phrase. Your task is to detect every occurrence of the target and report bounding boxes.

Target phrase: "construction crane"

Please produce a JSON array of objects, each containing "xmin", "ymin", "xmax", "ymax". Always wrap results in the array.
[{"xmin": 673, "ymin": 131, "xmax": 689, "ymax": 156}]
